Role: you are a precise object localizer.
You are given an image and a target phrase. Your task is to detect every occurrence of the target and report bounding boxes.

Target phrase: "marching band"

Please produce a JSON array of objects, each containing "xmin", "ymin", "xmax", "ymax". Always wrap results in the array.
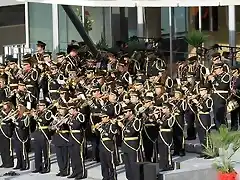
[{"xmin": 0, "ymin": 40, "xmax": 238, "ymax": 180}]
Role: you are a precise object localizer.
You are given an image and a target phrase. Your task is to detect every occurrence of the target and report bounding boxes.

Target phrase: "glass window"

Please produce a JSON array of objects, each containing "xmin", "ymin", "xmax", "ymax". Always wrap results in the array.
[
  {"xmin": 194, "ymin": 7, "xmax": 218, "ymax": 31},
  {"xmin": 29, "ymin": 3, "xmax": 53, "ymax": 52},
  {"xmin": 161, "ymin": 7, "xmax": 170, "ymax": 35},
  {"xmin": 174, "ymin": 7, "xmax": 187, "ymax": 33},
  {"xmin": 58, "ymin": 6, "xmax": 105, "ymax": 51},
  {"xmin": 0, "ymin": 5, "xmax": 25, "ymax": 27}
]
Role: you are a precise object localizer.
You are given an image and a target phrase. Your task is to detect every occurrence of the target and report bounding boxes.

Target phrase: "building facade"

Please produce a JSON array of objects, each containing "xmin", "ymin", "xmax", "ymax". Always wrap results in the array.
[
  {"xmin": 0, "ymin": 1, "xmax": 25, "ymax": 55},
  {"xmin": 27, "ymin": 3, "xmax": 188, "ymax": 53},
  {"xmin": 0, "ymin": 1, "xmax": 239, "ymax": 58}
]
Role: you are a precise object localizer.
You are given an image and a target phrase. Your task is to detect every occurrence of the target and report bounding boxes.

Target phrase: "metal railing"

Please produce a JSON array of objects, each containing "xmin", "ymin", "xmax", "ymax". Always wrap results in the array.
[{"xmin": 1, "ymin": 44, "xmax": 32, "ymax": 64}]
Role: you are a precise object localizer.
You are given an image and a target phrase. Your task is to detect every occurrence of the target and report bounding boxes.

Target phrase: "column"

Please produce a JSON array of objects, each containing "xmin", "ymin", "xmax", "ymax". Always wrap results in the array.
[
  {"xmin": 228, "ymin": 5, "xmax": 236, "ymax": 66},
  {"xmin": 145, "ymin": 7, "xmax": 161, "ymax": 38},
  {"xmin": 228, "ymin": 5, "xmax": 236, "ymax": 48},
  {"xmin": 169, "ymin": 7, "xmax": 174, "ymax": 77},
  {"xmin": 25, "ymin": 2, "xmax": 30, "ymax": 48},
  {"xmin": 52, "ymin": 4, "xmax": 59, "ymax": 56},
  {"xmin": 198, "ymin": 6, "xmax": 202, "ymax": 31},
  {"xmin": 137, "ymin": 7, "xmax": 144, "ymax": 37},
  {"xmin": 120, "ymin": 7, "xmax": 128, "ymax": 41},
  {"xmin": 104, "ymin": 7, "xmax": 113, "ymax": 46}
]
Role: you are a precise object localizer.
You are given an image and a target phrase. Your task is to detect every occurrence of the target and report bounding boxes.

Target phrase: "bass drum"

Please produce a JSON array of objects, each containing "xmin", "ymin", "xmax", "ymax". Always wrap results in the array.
[{"xmin": 227, "ymin": 99, "xmax": 239, "ymax": 112}]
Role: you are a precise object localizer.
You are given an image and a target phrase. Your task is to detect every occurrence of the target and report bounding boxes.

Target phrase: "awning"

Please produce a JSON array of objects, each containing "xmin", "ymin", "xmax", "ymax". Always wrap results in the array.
[
  {"xmin": 17, "ymin": 0, "xmax": 136, "ymax": 7},
  {"xmin": 17, "ymin": 0, "xmax": 240, "ymax": 7},
  {"xmin": 0, "ymin": 0, "xmax": 24, "ymax": 6}
]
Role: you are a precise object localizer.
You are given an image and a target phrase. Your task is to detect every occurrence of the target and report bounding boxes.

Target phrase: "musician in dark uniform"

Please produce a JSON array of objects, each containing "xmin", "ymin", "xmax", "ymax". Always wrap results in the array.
[
  {"xmin": 46, "ymin": 63, "xmax": 61, "ymax": 103},
  {"xmin": 210, "ymin": 53, "xmax": 230, "ymax": 73},
  {"xmin": 67, "ymin": 103, "xmax": 87, "ymax": 179},
  {"xmin": 31, "ymin": 100, "xmax": 52, "ymax": 173},
  {"xmin": 33, "ymin": 41, "xmax": 46, "ymax": 62},
  {"xmin": 183, "ymin": 75, "xmax": 197, "ymax": 140},
  {"xmin": 0, "ymin": 63, "xmax": 8, "ymax": 85},
  {"xmin": 158, "ymin": 103, "xmax": 174, "ymax": 170},
  {"xmin": 208, "ymin": 63, "xmax": 230, "ymax": 129},
  {"xmin": 51, "ymin": 104, "xmax": 70, "ymax": 177},
  {"xmin": 56, "ymin": 52, "xmax": 67, "ymax": 75},
  {"xmin": 89, "ymin": 86, "xmax": 103, "ymax": 162},
  {"xmin": 0, "ymin": 75, "xmax": 9, "ymax": 102},
  {"xmin": 9, "ymin": 80, "xmax": 35, "ymax": 109},
  {"xmin": 118, "ymin": 105, "xmax": 142, "ymax": 180},
  {"xmin": 229, "ymin": 68, "xmax": 240, "ymax": 131},
  {"xmin": 0, "ymin": 101, "xmax": 14, "ymax": 168},
  {"xmin": 21, "ymin": 55, "xmax": 38, "ymax": 107},
  {"xmin": 192, "ymin": 84, "xmax": 213, "ymax": 157},
  {"xmin": 5, "ymin": 56, "xmax": 21, "ymax": 91},
  {"xmin": 95, "ymin": 111, "xmax": 118, "ymax": 180},
  {"xmin": 142, "ymin": 96, "xmax": 158, "ymax": 162},
  {"xmin": 171, "ymin": 89, "xmax": 187, "ymax": 156},
  {"xmin": 66, "ymin": 43, "xmax": 81, "ymax": 71},
  {"xmin": 154, "ymin": 83, "xmax": 168, "ymax": 106},
  {"xmin": 105, "ymin": 91, "xmax": 122, "ymax": 164},
  {"xmin": 12, "ymin": 104, "xmax": 30, "ymax": 170}
]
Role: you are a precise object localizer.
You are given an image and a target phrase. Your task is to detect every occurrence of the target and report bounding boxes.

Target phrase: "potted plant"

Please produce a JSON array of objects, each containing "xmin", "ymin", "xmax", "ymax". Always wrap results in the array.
[
  {"xmin": 74, "ymin": 7, "xmax": 94, "ymax": 34},
  {"xmin": 203, "ymin": 125, "xmax": 240, "ymax": 180},
  {"xmin": 185, "ymin": 30, "xmax": 208, "ymax": 56},
  {"xmin": 96, "ymin": 34, "xmax": 109, "ymax": 50}
]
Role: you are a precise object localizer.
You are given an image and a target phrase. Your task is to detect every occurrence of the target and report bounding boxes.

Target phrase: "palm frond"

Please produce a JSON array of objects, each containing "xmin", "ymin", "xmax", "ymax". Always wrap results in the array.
[
  {"xmin": 185, "ymin": 30, "xmax": 208, "ymax": 48},
  {"xmin": 203, "ymin": 125, "xmax": 240, "ymax": 173}
]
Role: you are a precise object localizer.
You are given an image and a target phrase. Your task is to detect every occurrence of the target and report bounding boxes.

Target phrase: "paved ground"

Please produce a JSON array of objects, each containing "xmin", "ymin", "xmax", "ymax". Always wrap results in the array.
[
  {"xmin": 0, "ymin": 152, "xmax": 214, "ymax": 180},
  {"xmin": 0, "ymin": 153, "xmax": 127, "ymax": 180}
]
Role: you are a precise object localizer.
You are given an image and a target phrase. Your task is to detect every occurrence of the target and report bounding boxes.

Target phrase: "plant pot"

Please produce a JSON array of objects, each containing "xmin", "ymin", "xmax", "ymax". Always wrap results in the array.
[{"xmin": 217, "ymin": 171, "xmax": 237, "ymax": 180}]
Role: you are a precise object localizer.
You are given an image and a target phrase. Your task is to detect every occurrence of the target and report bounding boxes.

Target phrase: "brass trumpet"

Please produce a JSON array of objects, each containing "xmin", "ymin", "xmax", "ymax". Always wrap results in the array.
[{"xmin": 49, "ymin": 113, "xmax": 70, "ymax": 130}]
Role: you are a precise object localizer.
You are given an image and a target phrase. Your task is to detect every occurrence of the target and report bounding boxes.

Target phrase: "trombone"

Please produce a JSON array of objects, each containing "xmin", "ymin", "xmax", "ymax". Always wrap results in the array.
[{"xmin": 0, "ymin": 109, "xmax": 18, "ymax": 123}]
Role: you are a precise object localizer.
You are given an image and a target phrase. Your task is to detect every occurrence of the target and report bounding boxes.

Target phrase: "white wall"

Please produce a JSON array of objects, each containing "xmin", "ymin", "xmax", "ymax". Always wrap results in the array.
[{"xmin": 0, "ymin": 0, "xmax": 23, "ymax": 7}]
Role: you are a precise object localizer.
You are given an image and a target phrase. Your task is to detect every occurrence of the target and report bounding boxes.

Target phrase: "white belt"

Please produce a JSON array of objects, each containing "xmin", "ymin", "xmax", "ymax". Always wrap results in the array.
[{"xmin": 213, "ymin": 90, "xmax": 228, "ymax": 94}]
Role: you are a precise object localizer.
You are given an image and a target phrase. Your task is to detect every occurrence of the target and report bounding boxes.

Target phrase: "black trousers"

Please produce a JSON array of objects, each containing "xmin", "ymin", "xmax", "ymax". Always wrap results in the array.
[
  {"xmin": 123, "ymin": 150, "xmax": 137, "ymax": 180},
  {"xmin": 213, "ymin": 97, "xmax": 227, "ymax": 129},
  {"xmin": 33, "ymin": 138, "xmax": 50, "ymax": 171},
  {"xmin": 69, "ymin": 142, "xmax": 86, "ymax": 177},
  {"xmin": 158, "ymin": 132, "xmax": 173, "ymax": 170},
  {"xmin": 13, "ymin": 139, "xmax": 29, "ymax": 169},
  {"xmin": 99, "ymin": 143, "xmax": 117, "ymax": 180},
  {"xmin": 185, "ymin": 109, "xmax": 196, "ymax": 139},
  {"xmin": 173, "ymin": 116, "xmax": 185, "ymax": 153},
  {"xmin": 142, "ymin": 134, "xmax": 156, "ymax": 162},
  {"xmin": 91, "ymin": 135, "xmax": 100, "ymax": 161},
  {"xmin": 230, "ymin": 106, "xmax": 240, "ymax": 131},
  {"xmin": 55, "ymin": 146, "xmax": 70, "ymax": 174},
  {"xmin": 196, "ymin": 114, "xmax": 211, "ymax": 149},
  {"xmin": 0, "ymin": 136, "xmax": 13, "ymax": 167}
]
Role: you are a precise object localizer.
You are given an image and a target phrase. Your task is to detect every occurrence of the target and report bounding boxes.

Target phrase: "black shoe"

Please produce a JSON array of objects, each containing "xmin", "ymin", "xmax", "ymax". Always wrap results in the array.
[
  {"xmin": 5, "ymin": 165, "xmax": 14, "ymax": 168},
  {"xmin": 20, "ymin": 168, "xmax": 28, "ymax": 171},
  {"xmin": 172, "ymin": 152, "xmax": 180, "ymax": 156},
  {"xmin": 13, "ymin": 166, "xmax": 21, "ymax": 170},
  {"xmin": 68, "ymin": 173, "xmax": 77, "ymax": 178},
  {"xmin": 32, "ymin": 169, "xmax": 41, "ymax": 173},
  {"xmin": 179, "ymin": 151, "xmax": 186, "ymax": 157},
  {"xmin": 75, "ymin": 175, "xmax": 87, "ymax": 180},
  {"xmin": 0, "ymin": 164, "xmax": 4, "ymax": 168},
  {"xmin": 56, "ymin": 172, "xmax": 61, "ymax": 176},
  {"xmin": 61, "ymin": 173, "xmax": 69, "ymax": 177},
  {"xmin": 185, "ymin": 137, "xmax": 196, "ymax": 140},
  {"xmin": 41, "ymin": 169, "xmax": 50, "ymax": 174},
  {"xmin": 197, "ymin": 154, "xmax": 206, "ymax": 158}
]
